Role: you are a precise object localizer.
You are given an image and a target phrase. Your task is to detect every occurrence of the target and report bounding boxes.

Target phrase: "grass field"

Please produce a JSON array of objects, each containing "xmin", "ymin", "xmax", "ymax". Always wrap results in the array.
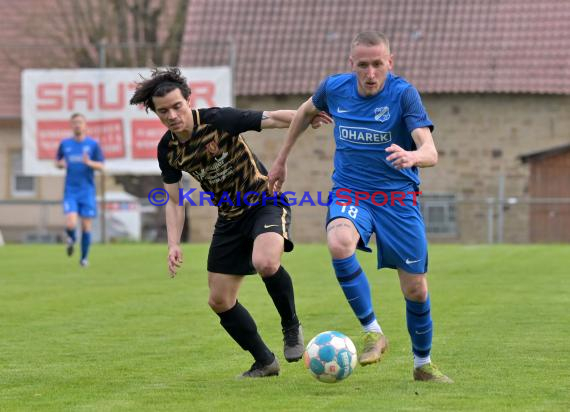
[{"xmin": 1, "ymin": 244, "xmax": 569, "ymax": 411}]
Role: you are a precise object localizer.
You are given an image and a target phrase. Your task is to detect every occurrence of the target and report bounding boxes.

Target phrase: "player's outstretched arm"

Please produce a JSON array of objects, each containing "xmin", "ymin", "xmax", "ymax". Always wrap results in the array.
[
  {"xmin": 261, "ymin": 109, "xmax": 332, "ymax": 130},
  {"xmin": 164, "ymin": 181, "xmax": 185, "ymax": 277},
  {"xmin": 267, "ymin": 97, "xmax": 321, "ymax": 194},
  {"xmin": 260, "ymin": 110, "xmax": 295, "ymax": 129}
]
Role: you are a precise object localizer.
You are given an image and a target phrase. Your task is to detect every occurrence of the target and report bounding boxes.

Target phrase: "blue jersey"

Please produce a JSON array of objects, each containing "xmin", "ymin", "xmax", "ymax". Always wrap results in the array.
[
  {"xmin": 56, "ymin": 137, "xmax": 104, "ymax": 196},
  {"xmin": 312, "ymin": 72, "xmax": 433, "ymax": 192}
]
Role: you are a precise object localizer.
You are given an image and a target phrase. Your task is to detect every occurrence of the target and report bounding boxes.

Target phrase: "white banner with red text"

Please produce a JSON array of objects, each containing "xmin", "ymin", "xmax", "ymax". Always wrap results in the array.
[{"xmin": 22, "ymin": 67, "xmax": 232, "ymax": 175}]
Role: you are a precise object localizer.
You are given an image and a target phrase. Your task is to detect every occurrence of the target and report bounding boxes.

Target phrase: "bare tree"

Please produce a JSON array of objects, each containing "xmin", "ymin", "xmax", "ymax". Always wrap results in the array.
[
  {"xmin": 48, "ymin": 0, "xmax": 191, "ymax": 241},
  {"xmin": 48, "ymin": 0, "xmax": 189, "ymax": 68}
]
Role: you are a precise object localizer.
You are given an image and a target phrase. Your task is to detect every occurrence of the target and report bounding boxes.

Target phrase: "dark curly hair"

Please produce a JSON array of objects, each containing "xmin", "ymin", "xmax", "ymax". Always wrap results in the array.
[{"xmin": 129, "ymin": 67, "xmax": 191, "ymax": 112}]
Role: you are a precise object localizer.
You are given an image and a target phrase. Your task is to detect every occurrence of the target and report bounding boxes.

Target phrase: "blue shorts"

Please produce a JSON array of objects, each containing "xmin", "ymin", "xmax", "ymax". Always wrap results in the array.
[
  {"xmin": 326, "ymin": 189, "xmax": 428, "ymax": 274},
  {"xmin": 63, "ymin": 192, "xmax": 97, "ymax": 218}
]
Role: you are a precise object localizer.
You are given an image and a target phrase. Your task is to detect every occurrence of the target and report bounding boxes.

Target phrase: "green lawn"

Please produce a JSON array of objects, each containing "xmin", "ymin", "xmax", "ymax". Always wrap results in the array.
[{"xmin": 1, "ymin": 244, "xmax": 569, "ymax": 411}]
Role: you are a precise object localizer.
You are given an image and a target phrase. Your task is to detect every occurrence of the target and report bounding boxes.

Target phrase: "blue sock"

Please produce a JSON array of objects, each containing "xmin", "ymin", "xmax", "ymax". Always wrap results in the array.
[
  {"xmin": 332, "ymin": 254, "xmax": 376, "ymax": 326},
  {"xmin": 406, "ymin": 295, "xmax": 433, "ymax": 357},
  {"xmin": 66, "ymin": 228, "xmax": 76, "ymax": 243},
  {"xmin": 81, "ymin": 232, "xmax": 91, "ymax": 261}
]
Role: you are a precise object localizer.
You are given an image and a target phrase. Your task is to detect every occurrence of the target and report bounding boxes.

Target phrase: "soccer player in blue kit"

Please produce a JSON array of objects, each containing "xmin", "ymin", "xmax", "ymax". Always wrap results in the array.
[
  {"xmin": 269, "ymin": 31, "xmax": 452, "ymax": 382},
  {"xmin": 56, "ymin": 113, "xmax": 104, "ymax": 267}
]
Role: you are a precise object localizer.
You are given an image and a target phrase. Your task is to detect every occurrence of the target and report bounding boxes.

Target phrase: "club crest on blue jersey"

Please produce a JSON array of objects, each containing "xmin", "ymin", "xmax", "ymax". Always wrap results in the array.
[{"xmin": 374, "ymin": 106, "xmax": 390, "ymax": 123}]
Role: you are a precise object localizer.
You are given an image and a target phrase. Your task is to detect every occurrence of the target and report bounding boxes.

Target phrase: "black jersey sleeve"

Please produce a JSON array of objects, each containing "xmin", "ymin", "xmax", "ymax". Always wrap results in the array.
[
  {"xmin": 157, "ymin": 133, "xmax": 182, "ymax": 184},
  {"xmin": 198, "ymin": 107, "xmax": 262, "ymax": 135}
]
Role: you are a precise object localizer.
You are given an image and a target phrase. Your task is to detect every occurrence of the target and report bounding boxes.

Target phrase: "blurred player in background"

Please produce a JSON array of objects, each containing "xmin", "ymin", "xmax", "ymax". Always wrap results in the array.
[
  {"xmin": 269, "ymin": 31, "xmax": 452, "ymax": 383},
  {"xmin": 55, "ymin": 113, "xmax": 104, "ymax": 267},
  {"xmin": 130, "ymin": 68, "xmax": 331, "ymax": 378}
]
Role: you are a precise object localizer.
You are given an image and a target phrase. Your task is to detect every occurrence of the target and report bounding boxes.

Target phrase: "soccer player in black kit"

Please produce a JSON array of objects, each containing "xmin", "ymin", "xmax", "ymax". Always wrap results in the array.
[{"xmin": 130, "ymin": 68, "xmax": 331, "ymax": 378}]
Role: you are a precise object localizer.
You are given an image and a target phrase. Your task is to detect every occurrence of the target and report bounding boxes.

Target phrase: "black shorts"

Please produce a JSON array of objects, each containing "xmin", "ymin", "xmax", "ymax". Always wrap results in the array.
[{"xmin": 207, "ymin": 197, "xmax": 294, "ymax": 275}]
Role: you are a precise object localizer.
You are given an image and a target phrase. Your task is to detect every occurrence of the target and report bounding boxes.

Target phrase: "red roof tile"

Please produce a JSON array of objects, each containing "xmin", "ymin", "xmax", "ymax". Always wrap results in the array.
[
  {"xmin": 180, "ymin": 0, "xmax": 570, "ymax": 96},
  {"xmin": 2, "ymin": 0, "xmax": 570, "ymax": 118}
]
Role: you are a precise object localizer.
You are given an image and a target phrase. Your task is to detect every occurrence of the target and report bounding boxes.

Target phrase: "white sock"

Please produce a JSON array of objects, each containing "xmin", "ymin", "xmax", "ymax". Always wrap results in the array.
[
  {"xmin": 414, "ymin": 354, "xmax": 431, "ymax": 368},
  {"xmin": 363, "ymin": 319, "xmax": 383, "ymax": 334}
]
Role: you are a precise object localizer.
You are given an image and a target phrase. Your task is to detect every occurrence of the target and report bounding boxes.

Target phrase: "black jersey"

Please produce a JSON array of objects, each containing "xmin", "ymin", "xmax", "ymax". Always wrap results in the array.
[{"xmin": 157, "ymin": 107, "xmax": 273, "ymax": 220}]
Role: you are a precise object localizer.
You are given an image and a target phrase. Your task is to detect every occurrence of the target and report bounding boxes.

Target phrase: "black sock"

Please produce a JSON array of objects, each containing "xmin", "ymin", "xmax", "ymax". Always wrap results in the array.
[
  {"xmin": 217, "ymin": 301, "xmax": 274, "ymax": 365},
  {"xmin": 262, "ymin": 266, "xmax": 299, "ymax": 330}
]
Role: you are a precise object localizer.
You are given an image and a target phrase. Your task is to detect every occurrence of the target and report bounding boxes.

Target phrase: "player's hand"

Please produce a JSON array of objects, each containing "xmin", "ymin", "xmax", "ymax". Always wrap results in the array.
[
  {"xmin": 267, "ymin": 159, "xmax": 287, "ymax": 195},
  {"xmin": 386, "ymin": 144, "xmax": 418, "ymax": 170},
  {"xmin": 82, "ymin": 152, "xmax": 92, "ymax": 167},
  {"xmin": 310, "ymin": 111, "xmax": 333, "ymax": 129},
  {"xmin": 167, "ymin": 245, "xmax": 184, "ymax": 277}
]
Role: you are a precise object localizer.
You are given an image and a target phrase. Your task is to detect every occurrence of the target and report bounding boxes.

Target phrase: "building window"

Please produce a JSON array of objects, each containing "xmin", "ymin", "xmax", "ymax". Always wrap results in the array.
[
  {"xmin": 421, "ymin": 194, "xmax": 457, "ymax": 236},
  {"xmin": 11, "ymin": 151, "xmax": 36, "ymax": 197}
]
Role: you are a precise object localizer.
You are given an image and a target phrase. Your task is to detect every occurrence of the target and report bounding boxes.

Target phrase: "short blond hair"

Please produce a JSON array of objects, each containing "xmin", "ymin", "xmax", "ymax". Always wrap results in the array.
[{"xmin": 350, "ymin": 31, "xmax": 391, "ymax": 54}]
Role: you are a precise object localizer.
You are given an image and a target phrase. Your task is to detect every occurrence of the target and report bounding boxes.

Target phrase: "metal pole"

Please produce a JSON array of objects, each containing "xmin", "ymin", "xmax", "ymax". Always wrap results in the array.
[
  {"xmin": 486, "ymin": 197, "xmax": 494, "ymax": 244},
  {"xmin": 98, "ymin": 40, "xmax": 106, "ymax": 69},
  {"xmin": 228, "ymin": 39, "xmax": 236, "ymax": 107},
  {"xmin": 39, "ymin": 201, "xmax": 48, "ymax": 238},
  {"xmin": 98, "ymin": 41, "xmax": 107, "ymax": 244},
  {"xmin": 497, "ymin": 174, "xmax": 505, "ymax": 243}
]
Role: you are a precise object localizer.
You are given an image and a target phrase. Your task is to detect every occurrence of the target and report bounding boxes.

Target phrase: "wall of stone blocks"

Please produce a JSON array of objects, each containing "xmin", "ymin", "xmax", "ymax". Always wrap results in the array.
[{"xmin": 186, "ymin": 93, "xmax": 570, "ymax": 244}]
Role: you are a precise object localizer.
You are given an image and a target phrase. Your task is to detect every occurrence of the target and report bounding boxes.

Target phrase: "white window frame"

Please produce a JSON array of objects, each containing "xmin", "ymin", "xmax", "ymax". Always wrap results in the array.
[
  {"xmin": 10, "ymin": 150, "xmax": 36, "ymax": 197},
  {"xmin": 420, "ymin": 193, "xmax": 457, "ymax": 236}
]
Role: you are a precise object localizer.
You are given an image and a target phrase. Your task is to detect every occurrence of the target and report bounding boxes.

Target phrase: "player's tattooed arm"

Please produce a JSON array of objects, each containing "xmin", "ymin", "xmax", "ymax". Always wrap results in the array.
[
  {"xmin": 260, "ymin": 110, "xmax": 296, "ymax": 129},
  {"xmin": 261, "ymin": 110, "xmax": 332, "ymax": 130}
]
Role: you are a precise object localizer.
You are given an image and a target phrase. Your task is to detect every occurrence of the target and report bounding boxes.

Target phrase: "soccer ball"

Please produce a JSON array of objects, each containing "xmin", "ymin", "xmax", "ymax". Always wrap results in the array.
[{"xmin": 303, "ymin": 331, "xmax": 357, "ymax": 383}]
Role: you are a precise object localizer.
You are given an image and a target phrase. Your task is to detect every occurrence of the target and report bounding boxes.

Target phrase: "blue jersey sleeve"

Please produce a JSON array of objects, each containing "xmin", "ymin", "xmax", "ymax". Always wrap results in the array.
[
  {"xmin": 311, "ymin": 78, "xmax": 329, "ymax": 112},
  {"xmin": 56, "ymin": 142, "xmax": 64, "ymax": 161},
  {"xmin": 92, "ymin": 142, "xmax": 104, "ymax": 162},
  {"xmin": 401, "ymin": 86, "xmax": 434, "ymax": 133}
]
